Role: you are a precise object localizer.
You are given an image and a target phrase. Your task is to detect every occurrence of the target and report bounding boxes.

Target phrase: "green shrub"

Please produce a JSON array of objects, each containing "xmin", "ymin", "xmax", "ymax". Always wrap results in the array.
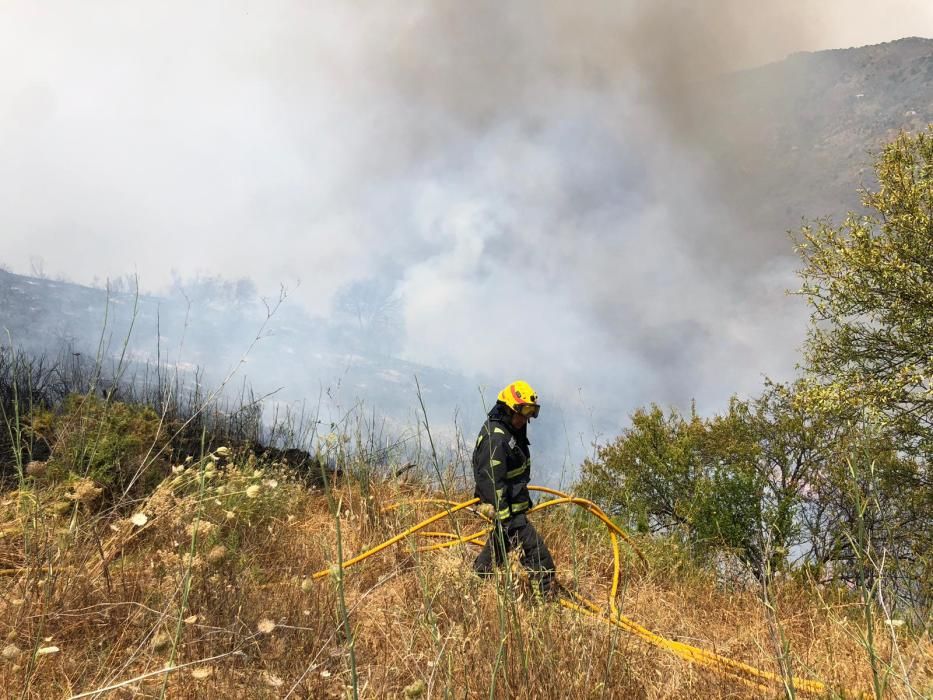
[{"xmin": 26, "ymin": 393, "xmax": 167, "ymax": 498}]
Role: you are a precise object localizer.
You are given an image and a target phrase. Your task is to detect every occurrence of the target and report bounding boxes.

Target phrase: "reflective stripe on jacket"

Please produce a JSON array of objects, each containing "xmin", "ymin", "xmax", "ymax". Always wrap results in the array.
[{"xmin": 472, "ymin": 402, "xmax": 532, "ymax": 520}]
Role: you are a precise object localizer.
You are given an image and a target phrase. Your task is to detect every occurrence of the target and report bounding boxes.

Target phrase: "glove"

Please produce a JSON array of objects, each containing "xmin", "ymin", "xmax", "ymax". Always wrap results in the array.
[{"xmin": 476, "ymin": 502, "xmax": 495, "ymax": 519}]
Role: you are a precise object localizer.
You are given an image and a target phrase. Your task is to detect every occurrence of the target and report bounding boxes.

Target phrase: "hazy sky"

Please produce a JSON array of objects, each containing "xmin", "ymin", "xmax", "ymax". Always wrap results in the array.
[{"xmin": 2, "ymin": 1, "xmax": 932, "ymax": 444}]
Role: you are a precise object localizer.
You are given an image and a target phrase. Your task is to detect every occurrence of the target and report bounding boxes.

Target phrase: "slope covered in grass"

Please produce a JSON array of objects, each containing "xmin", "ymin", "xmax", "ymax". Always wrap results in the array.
[{"xmin": 1, "ymin": 439, "xmax": 929, "ymax": 699}]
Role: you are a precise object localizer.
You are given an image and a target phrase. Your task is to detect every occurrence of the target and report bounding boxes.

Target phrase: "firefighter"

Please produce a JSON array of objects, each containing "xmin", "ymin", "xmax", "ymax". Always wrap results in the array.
[{"xmin": 472, "ymin": 380, "xmax": 556, "ymax": 598}]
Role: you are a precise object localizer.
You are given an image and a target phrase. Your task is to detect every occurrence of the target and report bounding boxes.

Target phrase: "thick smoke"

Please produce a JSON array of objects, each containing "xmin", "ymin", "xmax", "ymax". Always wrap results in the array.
[{"xmin": 2, "ymin": 1, "xmax": 932, "ymax": 477}]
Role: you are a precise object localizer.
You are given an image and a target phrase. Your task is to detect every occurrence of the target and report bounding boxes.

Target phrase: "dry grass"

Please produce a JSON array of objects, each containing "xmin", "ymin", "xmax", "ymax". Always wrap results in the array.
[{"xmin": 0, "ymin": 459, "xmax": 930, "ymax": 699}]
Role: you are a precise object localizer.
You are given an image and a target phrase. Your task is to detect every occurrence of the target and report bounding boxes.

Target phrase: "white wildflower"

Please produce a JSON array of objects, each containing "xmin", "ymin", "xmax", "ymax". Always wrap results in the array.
[
  {"xmin": 130, "ymin": 513, "xmax": 149, "ymax": 527},
  {"xmin": 246, "ymin": 485, "xmax": 261, "ymax": 499},
  {"xmin": 265, "ymin": 479, "xmax": 279, "ymax": 489},
  {"xmin": 257, "ymin": 618, "xmax": 276, "ymax": 635},
  {"xmin": 186, "ymin": 520, "xmax": 215, "ymax": 538},
  {"xmin": 262, "ymin": 671, "xmax": 284, "ymax": 688},
  {"xmin": 191, "ymin": 665, "xmax": 213, "ymax": 680},
  {"xmin": 67, "ymin": 479, "xmax": 102, "ymax": 504}
]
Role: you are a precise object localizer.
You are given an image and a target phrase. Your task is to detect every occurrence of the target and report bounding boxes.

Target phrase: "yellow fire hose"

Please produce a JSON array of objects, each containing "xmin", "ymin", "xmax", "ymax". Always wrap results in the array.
[
  {"xmin": 381, "ymin": 498, "xmax": 491, "ymax": 520},
  {"xmin": 311, "ymin": 497, "xmax": 480, "ymax": 579},
  {"xmin": 310, "ymin": 485, "xmax": 845, "ymax": 696}
]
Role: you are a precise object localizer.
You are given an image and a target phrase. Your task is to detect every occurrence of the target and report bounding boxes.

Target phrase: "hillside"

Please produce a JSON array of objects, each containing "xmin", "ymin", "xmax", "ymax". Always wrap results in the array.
[
  {"xmin": 0, "ymin": 267, "xmax": 457, "ymax": 396},
  {"xmin": 0, "ymin": 266, "xmax": 483, "ymax": 456},
  {"xmin": 1, "ymin": 434, "xmax": 929, "ymax": 698},
  {"xmin": 708, "ymin": 37, "xmax": 933, "ymax": 265}
]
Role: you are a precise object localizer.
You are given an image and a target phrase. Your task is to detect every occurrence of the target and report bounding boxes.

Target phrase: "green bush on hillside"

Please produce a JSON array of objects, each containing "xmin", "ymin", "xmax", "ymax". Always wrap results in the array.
[{"xmin": 25, "ymin": 393, "xmax": 168, "ymax": 498}]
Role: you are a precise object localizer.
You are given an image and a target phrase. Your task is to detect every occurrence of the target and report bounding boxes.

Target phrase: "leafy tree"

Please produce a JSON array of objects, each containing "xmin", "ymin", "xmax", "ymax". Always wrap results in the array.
[
  {"xmin": 578, "ymin": 404, "xmax": 701, "ymax": 534},
  {"xmin": 578, "ymin": 382, "xmax": 881, "ymax": 581},
  {"xmin": 794, "ymin": 127, "xmax": 933, "ymax": 457},
  {"xmin": 792, "ymin": 128, "xmax": 932, "ymax": 616},
  {"xmin": 797, "ymin": 422, "xmax": 931, "ymax": 614},
  {"xmin": 740, "ymin": 382, "xmax": 845, "ymax": 571},
  {"xmin": 578, "ymin": 402, "xmax": 769, "ymax": 577},
  {"xmin": 694, "ymin": 401, "xmax": 766, "ymax": 574}
]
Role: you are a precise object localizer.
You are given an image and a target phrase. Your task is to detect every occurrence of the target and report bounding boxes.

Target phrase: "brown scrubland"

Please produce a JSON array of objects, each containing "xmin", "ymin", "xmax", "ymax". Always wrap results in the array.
[{"xmin": 1, "ymin": 445, "xmax": 929, "ymax": 699}]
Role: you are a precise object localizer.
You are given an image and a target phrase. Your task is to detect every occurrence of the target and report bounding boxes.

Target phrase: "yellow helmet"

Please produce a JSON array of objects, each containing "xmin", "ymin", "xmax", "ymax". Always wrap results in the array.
[{"xmin": 497, "ymin": 380, "xmax": 540, "ymax": 418}]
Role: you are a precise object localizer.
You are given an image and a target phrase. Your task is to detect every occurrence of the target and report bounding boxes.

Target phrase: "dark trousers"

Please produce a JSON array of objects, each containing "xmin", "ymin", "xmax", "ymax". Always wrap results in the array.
[{"xmin": 473, "ymin": 515, "xmax": 556, "ymax": 594}]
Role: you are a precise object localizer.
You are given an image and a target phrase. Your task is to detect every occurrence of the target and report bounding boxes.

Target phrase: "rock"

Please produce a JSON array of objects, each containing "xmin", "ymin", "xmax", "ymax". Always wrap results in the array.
[
  {"xmin": 25, "ymin": 461, "xmax": 47, "ymax": 477},
  {"xmin": 207, "ymin": 545, "xmax": 228, "ymax": 565}
]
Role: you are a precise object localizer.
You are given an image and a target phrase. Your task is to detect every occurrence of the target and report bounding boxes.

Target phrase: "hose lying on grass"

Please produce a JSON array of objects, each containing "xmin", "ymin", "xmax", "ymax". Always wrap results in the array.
[{"xmin": 311, "ymin": 485, "xmax": 848, "ymax": 697}]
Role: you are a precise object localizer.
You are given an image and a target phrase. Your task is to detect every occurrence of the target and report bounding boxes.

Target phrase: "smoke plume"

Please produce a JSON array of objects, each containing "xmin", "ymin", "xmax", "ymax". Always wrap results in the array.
[{"xmin": 2, "ymin": 1, "xmax": 932, "ymax": 475}]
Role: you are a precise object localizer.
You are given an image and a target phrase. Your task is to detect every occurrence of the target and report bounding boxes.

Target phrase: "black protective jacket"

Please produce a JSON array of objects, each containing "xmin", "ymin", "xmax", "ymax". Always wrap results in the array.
[{"xmin": 472, "ymin": 402, "xmax": 532, "ymax": 522}]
